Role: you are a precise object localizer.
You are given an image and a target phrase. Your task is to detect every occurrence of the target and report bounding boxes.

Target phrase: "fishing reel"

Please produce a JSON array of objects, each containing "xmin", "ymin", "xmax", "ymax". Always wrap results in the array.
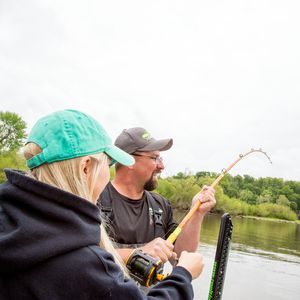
[{"xmin": 126, "ymin": 249, "xmax": 166, "ymax": 287}]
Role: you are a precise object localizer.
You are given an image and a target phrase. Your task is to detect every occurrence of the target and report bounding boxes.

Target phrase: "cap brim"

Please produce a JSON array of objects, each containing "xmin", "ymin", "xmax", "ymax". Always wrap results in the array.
[
  {"xmin": 105, "ymin": 145, "xmax": 135, "ymax": 166},
  {"xmin": 138, "ymin": 138, "xmax": 173, "ymax": 152}
]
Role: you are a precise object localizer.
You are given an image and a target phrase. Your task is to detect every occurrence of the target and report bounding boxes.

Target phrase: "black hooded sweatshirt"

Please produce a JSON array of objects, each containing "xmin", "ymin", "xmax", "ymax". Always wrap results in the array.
[{"xmin": 0, "ymin": 169, "xmax": 194, "ymax": 300}]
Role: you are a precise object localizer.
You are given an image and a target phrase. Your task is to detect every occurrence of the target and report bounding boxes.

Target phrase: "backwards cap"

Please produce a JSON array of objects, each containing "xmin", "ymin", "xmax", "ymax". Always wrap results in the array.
[{"xmin": 26, "ymin": 109, "xmax": 134, "ymax": 169}]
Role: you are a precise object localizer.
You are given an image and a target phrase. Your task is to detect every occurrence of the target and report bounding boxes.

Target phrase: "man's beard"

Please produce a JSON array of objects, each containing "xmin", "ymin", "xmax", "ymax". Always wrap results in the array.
[{"xmin": 144, "ymin": 173, "xmax": 159, "ymax": 191}]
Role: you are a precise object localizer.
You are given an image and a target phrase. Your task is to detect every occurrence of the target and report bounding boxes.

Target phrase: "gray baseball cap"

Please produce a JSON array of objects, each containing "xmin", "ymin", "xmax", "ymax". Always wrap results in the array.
[{"xmin": 115, "ymin": 127, "xmax": 173, "ymax": 154}]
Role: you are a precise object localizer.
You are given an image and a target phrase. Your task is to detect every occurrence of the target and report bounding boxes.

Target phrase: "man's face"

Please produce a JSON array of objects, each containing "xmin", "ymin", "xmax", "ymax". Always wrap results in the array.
[{"xmin": 132, "ymin": 151, "xmax": 164, "ymax": 191}]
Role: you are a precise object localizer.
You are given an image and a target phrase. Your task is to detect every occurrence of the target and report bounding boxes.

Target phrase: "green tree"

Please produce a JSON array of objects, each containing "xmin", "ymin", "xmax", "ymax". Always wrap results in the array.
[
  {"xmin": 239, "ymin": 189, "xmax": 257, "ymax": 204},
  {"xmin": 257, "ymin": 189, "xmax": 273, "ymax": 203},
  {"xmin": 220, "ymin": 174, "xmax": 239, "ymax": 198},
  {"xmin": 173, "ymin": 172, "xmax": 186, "ymax": 179},
  {"xmin": 158, "ymin": 177, "xmax": 199, "ymax": 209},
  {"xmin": 0, "ymin": 111, "xmax": 27, "ymax": 154},
  {"xmin": 279, "ymin": 185, "xmax": 294, "ymax": 199},
  {"xmin": 276, "ymin": 194, "xmax": 290, "ymax": 207},
  {"xmin": 0, "ymin": 112, "xmax": 27, "ymax": 183},
  {"xmin": 156, "ymin": 178, "xmax": 176, "ymax": 200},
  {"xmin": 289, "ymin": 201, "xmax": 298, "ymax": 212},
  {"xmin": 195, "ymin": 171, "xmax": 212, "ymax": 178},
  {"xmin": 0, "ymin": 151, "xmax": 27, "ymax": 183}
]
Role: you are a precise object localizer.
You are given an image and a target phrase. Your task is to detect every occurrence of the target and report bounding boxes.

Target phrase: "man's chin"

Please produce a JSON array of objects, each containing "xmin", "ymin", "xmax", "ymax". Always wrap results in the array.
[
  {"xmin": 144, "ymin": 173, "xmax": 161, "ymax": 191},
  {"xmin": 144, "ymin": 180, "xmax": 158, "ymax": 191}
]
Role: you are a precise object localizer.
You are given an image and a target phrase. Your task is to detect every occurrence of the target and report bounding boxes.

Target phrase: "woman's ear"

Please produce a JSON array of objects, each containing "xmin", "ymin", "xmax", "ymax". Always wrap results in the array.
[{"xmin": 80, "ymin": 156, "xmax": 92, "ymax": 177}]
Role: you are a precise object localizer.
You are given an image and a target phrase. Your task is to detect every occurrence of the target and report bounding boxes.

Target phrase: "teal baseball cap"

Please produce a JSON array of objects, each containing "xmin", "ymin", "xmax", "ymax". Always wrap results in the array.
[{"xmin": 26, "ymin": 109, "xmax": 135, "ymax": 169}]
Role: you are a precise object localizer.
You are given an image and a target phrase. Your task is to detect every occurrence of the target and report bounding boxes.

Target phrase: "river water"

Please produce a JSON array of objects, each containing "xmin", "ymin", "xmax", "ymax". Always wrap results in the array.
[{"xmin": 172, "ymin": 212, "xmax": 300, "ymax": 300}]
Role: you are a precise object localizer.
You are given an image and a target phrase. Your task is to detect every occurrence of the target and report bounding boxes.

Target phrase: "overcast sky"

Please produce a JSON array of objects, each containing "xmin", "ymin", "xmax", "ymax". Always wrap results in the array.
[{"xmin": 1, "ymin": 0, "xmax": 299, "ymax": 181}]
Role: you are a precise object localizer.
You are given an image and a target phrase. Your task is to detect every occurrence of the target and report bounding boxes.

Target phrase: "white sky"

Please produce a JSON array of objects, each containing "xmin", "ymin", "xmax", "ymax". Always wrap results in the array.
[{"xmin": 1, "ymin": 0, "xmax": 299, "ymax": 181}]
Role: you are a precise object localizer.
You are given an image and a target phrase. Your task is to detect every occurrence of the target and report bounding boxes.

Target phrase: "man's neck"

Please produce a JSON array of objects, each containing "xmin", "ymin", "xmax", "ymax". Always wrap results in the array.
[{"xmin": 111, "ymin": 178, "xmax": 144, "ymax": 200}]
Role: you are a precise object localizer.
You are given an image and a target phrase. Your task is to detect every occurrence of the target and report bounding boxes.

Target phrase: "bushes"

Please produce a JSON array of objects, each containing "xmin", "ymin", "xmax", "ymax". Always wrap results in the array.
[
  {"xmin": 156, "ymin": 177, "xmax": 199, "ymax": 209},
  {"xmin": 255, "ymin": 203, "xmax": 297, "ymax": 220}
]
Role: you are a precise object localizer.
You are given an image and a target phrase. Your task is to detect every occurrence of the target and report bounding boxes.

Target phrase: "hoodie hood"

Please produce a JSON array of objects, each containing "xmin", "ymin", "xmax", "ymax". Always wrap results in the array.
[{"xmin": 0, "ymin": 169, "xmax": 101, "ymax": 274}]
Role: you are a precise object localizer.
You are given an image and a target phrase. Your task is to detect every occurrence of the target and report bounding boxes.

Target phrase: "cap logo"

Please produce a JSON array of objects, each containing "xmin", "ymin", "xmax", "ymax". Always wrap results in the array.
[{"xmin": 142, "ymin": 131, "xmax": 152, "ymax": 140}]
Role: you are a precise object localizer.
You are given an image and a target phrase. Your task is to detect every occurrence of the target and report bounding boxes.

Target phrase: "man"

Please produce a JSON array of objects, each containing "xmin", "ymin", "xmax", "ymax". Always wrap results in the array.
[{"xmin": 98, "ymin": 127, "xmax": 216, "ymax": 264}]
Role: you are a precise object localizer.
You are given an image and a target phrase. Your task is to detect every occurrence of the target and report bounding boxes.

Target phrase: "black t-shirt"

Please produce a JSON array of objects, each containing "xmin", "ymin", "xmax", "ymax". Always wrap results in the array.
[{"xmin": 98, "ymin": 182, "xmax": 178, "ymax": 247}]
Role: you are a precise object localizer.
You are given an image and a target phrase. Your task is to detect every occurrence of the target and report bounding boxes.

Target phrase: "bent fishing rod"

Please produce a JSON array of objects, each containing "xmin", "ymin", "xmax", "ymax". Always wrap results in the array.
[
  {"xmin": 166, "ymin": 148, "xmax": 272, "ymax": 244},
  {"xmin": 126, "ymin": 148, "xmax": 272, "ymax": 287}
]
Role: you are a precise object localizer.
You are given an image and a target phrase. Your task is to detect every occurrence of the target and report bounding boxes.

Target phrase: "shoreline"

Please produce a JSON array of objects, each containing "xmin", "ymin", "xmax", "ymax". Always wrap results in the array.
[
  {"xmin": 233, "ymin": 214, "xmax": 300, "ymax": 224},
  {"xmin": 174, "ymin": 209, "xmax": 300, "ymax": 224},
  {"xmin": 223, "ymin": 215, "xmax": 300, "ymax": 225}
]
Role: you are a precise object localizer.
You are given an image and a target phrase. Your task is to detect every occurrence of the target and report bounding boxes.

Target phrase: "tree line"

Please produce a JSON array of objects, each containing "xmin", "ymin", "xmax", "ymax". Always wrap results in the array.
[
  {"xmin": 156, "ymin": 172, "xmax": 299, "ymax": 221},
  {"xmin": 1, "ymin": 111, "xmax": 299, "ymax": 221}
]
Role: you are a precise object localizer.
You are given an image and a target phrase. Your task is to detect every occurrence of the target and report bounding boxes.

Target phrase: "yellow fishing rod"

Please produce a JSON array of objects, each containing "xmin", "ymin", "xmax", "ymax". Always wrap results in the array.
[
  {"xmin": 127, "ymin": 148, "xmax": 272, "ymax": 286},
  {"xmin": 167, "ymin": 148, "xmax": 272, "ymax": 244}
]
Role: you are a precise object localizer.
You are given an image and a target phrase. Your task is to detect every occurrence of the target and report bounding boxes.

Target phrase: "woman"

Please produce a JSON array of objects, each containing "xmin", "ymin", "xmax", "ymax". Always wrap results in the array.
[{"xmin": 0, "ymin": 109, "xmax": 204, "ymax": 299}]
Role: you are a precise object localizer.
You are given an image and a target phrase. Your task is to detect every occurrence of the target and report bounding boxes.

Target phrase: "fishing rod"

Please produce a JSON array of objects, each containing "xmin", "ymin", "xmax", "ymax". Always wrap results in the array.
[
  {"xmin": 166, "ymin": 148, "xmax": 272, "ymax": 244},
  {"xmin": 127, "ymin": 148, "xmax": 272, "ymax": 286}
]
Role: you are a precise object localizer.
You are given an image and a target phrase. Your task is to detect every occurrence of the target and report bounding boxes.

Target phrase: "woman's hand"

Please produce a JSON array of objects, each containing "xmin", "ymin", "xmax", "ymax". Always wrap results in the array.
[{"xmin": 176, "ymin": 251, "xmax": 204, "ymax": 279}]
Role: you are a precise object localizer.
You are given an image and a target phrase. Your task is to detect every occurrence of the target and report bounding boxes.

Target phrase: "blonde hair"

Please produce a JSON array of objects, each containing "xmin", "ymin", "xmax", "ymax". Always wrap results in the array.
[{"xmin": 24, "ymin": 142, "xmax": 128, "ymax": 276}]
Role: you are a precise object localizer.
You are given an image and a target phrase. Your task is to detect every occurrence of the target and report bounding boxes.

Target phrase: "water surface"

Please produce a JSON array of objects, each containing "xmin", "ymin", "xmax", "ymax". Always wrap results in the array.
[{"xmin": 172, "ymin": 212, "xmax": 300, "ymax": 299}]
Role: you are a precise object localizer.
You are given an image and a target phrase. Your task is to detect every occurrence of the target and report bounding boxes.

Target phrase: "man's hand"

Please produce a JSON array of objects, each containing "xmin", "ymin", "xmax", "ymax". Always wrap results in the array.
[
  {"xmin": 139, "ymin": 237, "xmax": 177, "ymax": 263},
  {"xmin": 192, "ymin": 185, "xmax": 216, "ymax": 215}
]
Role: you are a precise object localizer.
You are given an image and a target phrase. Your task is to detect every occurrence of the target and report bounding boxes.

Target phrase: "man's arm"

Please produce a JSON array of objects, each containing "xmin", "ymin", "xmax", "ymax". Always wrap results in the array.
[
  {"xmin": 173, "ymin": 212, "xmax": 203, "ymax": 255},
  {"xmin": 117, "ymin": 185, "xmax": 216, "ymax": 263},
  {"xmin": 174, "ymin": 185, "xmax": 216, "ymax": 256}
]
